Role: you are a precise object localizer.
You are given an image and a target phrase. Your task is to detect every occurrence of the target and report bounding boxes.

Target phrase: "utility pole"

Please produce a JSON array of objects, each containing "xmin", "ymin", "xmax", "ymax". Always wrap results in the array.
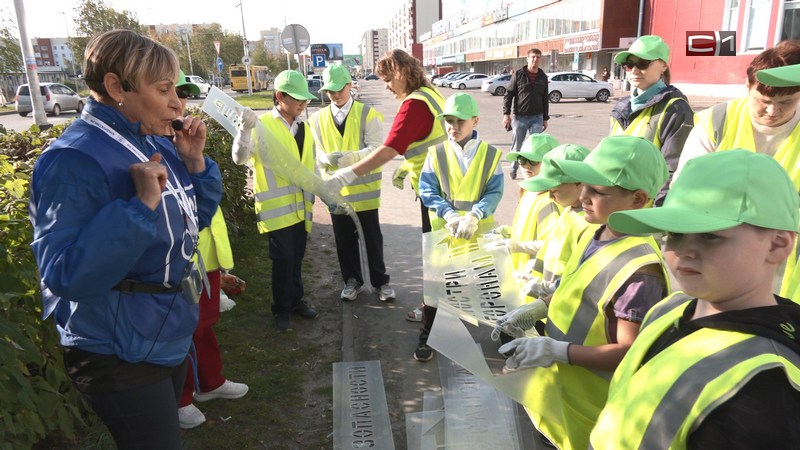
[
  {"xmin": 181, "ymin": 28, "xmax": 194, "ymax": 75},
  {"xmin": 60, "ymin": 12, "xmax": 78, "ymax": 77},
  {"xmin": 13, "ymin": 0, "xmax": 49, "ymax": 128},
  {"xmin": 237, "ymin": 1, "xmax": 253, "ymax": 96}
]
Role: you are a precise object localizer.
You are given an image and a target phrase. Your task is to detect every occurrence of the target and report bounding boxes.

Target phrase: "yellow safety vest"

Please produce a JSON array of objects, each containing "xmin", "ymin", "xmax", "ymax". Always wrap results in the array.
[
  {"xmin": 610, "ymin": 97, "xmax": 685, "ymax": 148},
  {"xmin": 427, "ymin": 141, "xmax": 501, "ymax": 231},
  {"xmin": 310, "ymin": 101, "xmax": 384, "ymax": 212},
  {"xmin": 252, "ymin": 114, "xmax": 315, "ymax": 233},
  {"xmin": 197, "ymin": 207, "xmax": 234, "ymax": 272},
  {"xmin": 695, "ymin": 98, "xmax": 800, "ymax": 303},
  {"xmin": 525, "ymin": 231, "xmax": 667, "ymax": 450},
  {"xmin": 511, "ymin": 191, "xmax": 561, "ymax": 271},
  {"xmin": 401, "ymin": 87, "xmax": 447, "ymax": 193},
  {"xmin": 590, "ymin": 292, "xmax": 800, "ymax": 449},
  {"xmin": 529, "ymin": 206, "xmax": 594, "ymax": 282}
]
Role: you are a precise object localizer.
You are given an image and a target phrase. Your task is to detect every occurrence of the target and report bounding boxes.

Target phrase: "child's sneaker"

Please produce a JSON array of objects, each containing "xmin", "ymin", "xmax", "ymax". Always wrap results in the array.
[
  {"xmin": 378, "ymin": 284, "xmax": 396, "ymax": 302},
  {"xmin": 413, "ymin": 343, "xmax": 434, "ymax": 362},
  {"xmin": 340, "ymin": 278, "xmax": 363, "ymax": 301}
]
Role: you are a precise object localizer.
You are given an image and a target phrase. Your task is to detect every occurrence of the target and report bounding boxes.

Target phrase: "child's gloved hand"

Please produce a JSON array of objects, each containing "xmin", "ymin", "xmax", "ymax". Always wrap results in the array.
[
  {"xmin": 392, "ymin": 166, "xmax": 409, "ymax": 190},
  {"xmin": 490, "ymin": 299, "xmax": 548, "ymax": 341},
  {"xmin": 444, "ymin": 211, "xmax": 461, "ymax": 237},
  {"xmin": 338, "ymin": 148, "xmax": 373, "ymax": 168},
  {"xmin": 456, "ymin": 212, "xmax": 480, "ymax": 240},
  {"xmin": 499, "ymin": 336, "xmax": 570, "ymax": 371}
]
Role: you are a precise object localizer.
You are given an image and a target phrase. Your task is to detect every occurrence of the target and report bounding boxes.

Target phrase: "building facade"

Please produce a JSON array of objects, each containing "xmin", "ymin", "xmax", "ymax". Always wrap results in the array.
[
  {"xmin": 388, "ymin": 0, "xmax": 443, "ymax": 59},
  {"xmin": 360, "ymin": 28, "xmax": 389, "ymax": 75},
  {"xmin": 260, "ymin": 27, "xmax": 283, "ymax": 56}
]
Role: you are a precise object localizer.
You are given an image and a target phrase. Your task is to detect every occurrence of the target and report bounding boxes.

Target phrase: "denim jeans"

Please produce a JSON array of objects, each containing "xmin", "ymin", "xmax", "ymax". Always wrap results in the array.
[{"xmin": 510, "ymin": 114, "xmax": 544, "ymax": 174}]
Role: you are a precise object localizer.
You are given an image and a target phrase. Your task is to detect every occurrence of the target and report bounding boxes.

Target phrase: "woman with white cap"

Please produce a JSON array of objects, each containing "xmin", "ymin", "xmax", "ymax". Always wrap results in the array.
[{"xmin": 610, "ymin": 35, "xmax": 694, "ymax": 206}]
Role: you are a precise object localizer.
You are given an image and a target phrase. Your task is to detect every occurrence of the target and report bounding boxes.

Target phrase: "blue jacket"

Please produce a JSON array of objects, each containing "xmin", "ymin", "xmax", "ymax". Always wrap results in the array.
[{"xmin": 29, "ymin": 98, "xmax": 222, "ymax": 366}]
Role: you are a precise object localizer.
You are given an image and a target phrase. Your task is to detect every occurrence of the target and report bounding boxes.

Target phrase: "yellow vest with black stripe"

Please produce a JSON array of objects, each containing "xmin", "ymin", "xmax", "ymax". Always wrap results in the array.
[
  {"xmin": 511, "ymin": 191, "xmax": 561, "ymax": 271},
  {"xmin": 252, "ymin": 114, "xmax": 315, "ymax": 233},
  {"xmin": 197, "ymin": 207, "xmax": 234, "ymax": 271},
  {"xmin": 590, "ymin": 292, "xmax": 800, "ymax": 449},
  {"xmin": 610, "ymin": 97, "xmax": 685, "ymax": 148},
  {"xmin": 427, "ymin": 141, "xmax": 501, "ymax": 231},
  {"xmin": 524, "ymin": 231, "xmax": 667, "ymax": 450},
  {"xmin": 529, "ymin": 206, "xmax": 594, "ymax": 283},
  {"xmin": 309, "ymin": 101, "xmax": 384, "ymax": 212},
  {"xmin": 694, "ymin": 98, "xmax": 800, "ymax": 303},
  {"xmin": 402, "ymin": 87, "xmax": 447, "ymax": 193}
]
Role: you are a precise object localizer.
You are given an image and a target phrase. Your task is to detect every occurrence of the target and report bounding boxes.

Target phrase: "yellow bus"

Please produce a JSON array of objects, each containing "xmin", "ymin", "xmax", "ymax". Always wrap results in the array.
[{"xmin": 229, "ymin": 64, "xmax": 270, "ymax": 92}]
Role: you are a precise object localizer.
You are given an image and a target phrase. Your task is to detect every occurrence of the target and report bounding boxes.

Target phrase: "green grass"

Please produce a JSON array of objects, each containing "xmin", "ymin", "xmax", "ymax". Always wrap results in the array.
[
  {"xmin": 0, "ymin": 105, "xmax": 13, "ymax": 112},
  {"xmin": 234, "ymin": 92, "xmax": 275, "ymax": 110}
]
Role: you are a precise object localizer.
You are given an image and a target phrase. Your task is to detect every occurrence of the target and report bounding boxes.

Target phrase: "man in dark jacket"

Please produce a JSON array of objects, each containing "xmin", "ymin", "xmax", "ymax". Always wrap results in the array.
[{"xmin": 503, "ymin": 48, "xmax": 550, "ymax": 179}]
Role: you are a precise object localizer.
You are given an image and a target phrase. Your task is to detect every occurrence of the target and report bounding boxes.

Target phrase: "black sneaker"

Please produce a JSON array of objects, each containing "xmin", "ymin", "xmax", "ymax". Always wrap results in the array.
[
  {"xmin": 293, "ymin": 301, "xmax": 318, "ymax": 319},
  {"xmin": 413, "ymin": 344, "xmax": 434, "ymax": 362},
  {"xmin": 273, "ymin": 314, "xmax": 292, "ymax": 331}
]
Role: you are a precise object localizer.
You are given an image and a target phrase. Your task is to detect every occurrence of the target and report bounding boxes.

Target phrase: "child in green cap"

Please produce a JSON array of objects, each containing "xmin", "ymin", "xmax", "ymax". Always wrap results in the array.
[
  {"xmin": 490, "ymin": 133, "xmax": 561, "ymax": 273},
  {"xmin": 414, "ymin": 92, "xmax": 504, "ymax": 362},
  {"xmin": 590, "ymin": 150, "xmax": 800, "ymax": 449},
  {"xmin": 495, "ymin": 134, "xmax": 671, "ymax": 450}
]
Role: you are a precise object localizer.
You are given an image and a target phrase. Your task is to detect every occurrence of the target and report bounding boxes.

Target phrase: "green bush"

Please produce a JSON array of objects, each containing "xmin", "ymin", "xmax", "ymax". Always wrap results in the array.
[{"xmin": 0, "ymin": 114, "xmax": 251, "ymax": 448}]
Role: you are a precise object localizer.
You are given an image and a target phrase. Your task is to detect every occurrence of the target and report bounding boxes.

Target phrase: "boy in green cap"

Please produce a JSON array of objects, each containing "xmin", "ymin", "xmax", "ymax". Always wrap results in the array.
[
  {"xmin": 490, "ymin": 133, "xmax": 561, "ymax": 273},
  {"xmin": 231, "ymin": 70, "xmax": 319, "ymax": 331},
  {"xmin": 414, "ymin": 92, "xmax": 504, "ymax": 361},
  {"xmin": 495, "ymin": 135, "xmax": 671, "ymax": 450},
  {"xmin": 590, "ymin": 150, "xmax": 800, "ymax": 449},
  {"xmin": 308, "ymin": 64, "xmax": 395, "ymax": 303}
]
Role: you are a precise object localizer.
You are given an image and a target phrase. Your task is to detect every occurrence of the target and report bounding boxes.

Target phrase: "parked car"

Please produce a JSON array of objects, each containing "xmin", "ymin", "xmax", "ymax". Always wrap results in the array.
[
  {"xmin": 481, "ymin": 73, "xmax": 512, "ymax": 96},
  {"xmin": 547, "ymin": 72, "xmax": 613, "ymax": 103},
  {"xmin": 450, "ymin": 73, "xmax": 489, "ymax": 90},
  {"xmin": 185, "ymin": 75, "xmax": 211, "ymax": 98},
  {"xmin": 365, "ymin": 73, "xmax": 379, "ymax": 80},
  {"xmin": 15, "ymin": 82, "xmax": 83, "ymax": 117},
  {"xmin": 307, "ymin": 74, "xmax": 322, "ymax": 81},
  {"xmin": 307, "ymin": 79, "xmax": 324, "ymax": 102},
  {"xmin": 441, "ymin": 72, "xmax": 471, "ymax": 88},
  {"xmin": 433, "ymin": 72, "xmax": 464, "ymax": 87}
]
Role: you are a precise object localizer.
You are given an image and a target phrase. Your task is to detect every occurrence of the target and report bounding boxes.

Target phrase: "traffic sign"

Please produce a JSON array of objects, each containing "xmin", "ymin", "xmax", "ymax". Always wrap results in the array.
[
  {"xmin": 241, "ymin": 56, "xmax": 251, "ymax": 65},
  {"xmin": 281, "ymin": 24, "xmax": 310, "ymax": 55},
  {"xmin": 312, "ymin": 54, "xmax": 326, "ymax": 68},
  {"xmin": 216, "ymin": 57, "xmax": 224, "ymax": 72}
]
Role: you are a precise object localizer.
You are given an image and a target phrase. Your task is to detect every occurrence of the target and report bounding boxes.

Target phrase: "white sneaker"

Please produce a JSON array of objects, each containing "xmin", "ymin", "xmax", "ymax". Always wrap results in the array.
[
  {"xmin": 219, "ymin": 291, "xmax": 237, "ymax": 312},
  {"xmin": 340, "ymin": 278, "xmax": 364, "ymax": 301},
  {"xmin": 378, "ymin": 284, "xmax": 396, "ymax": 302},
  {"xmin": 193, "ymin": 379, "xmax": 249, "ymax": 402},
  {"xmin": 178, "ymin": 404, "xmax": 206, "ymax": 429}
]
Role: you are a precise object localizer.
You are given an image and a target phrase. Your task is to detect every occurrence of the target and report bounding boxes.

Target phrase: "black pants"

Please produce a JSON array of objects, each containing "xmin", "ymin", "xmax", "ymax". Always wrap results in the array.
[
  {"xmin": 83, "ymin": 360, "xmax": 187, "ymax": 450},
  {"xmin": 419, "ymin": 198, "xmax": 432, "ymax": 233},
  {"xmin": 268, "ymin": 221, "xmax": 307, "ymax": 315},
  {"xmin": 419, "ymin": 199, "xmax": 435, "ymax": 343},
  {"xmin": 331, "ymin": 209, "xmax": 390, "ymax": 288}
]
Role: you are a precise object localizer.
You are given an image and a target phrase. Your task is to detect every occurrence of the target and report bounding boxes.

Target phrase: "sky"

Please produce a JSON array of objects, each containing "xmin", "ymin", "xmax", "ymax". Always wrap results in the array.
[{"xmin": 0, "ymin": 0, "xmax": 404, "ymax": 54}]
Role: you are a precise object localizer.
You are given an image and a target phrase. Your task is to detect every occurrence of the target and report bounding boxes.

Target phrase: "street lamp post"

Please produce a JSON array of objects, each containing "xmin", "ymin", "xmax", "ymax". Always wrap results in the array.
[
  {"xmin": 60, "ymin": 11, "xmax": 78, "ymax": 77},
  {"xmin": 236, "ymin": 1, "xmax": 253, "ymax": 96},
  {"xmin": 180, "ymin": 28, "xmax": 194, "ymax": 75}
]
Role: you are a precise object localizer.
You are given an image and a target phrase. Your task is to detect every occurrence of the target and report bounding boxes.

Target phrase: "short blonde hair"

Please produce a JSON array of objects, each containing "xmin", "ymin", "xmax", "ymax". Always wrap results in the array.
[
  {"xmin": 376, "ymin": 49, "xmax": 432, "ymax": 94},
  {"xmin": 84, "ymin": 29, "xmax": 178, "ymax": 100}
]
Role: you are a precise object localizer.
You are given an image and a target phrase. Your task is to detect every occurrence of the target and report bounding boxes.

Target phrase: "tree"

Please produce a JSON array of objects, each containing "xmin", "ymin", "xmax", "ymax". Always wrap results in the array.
[
  {"xmin": 69, "ymin": 0, "xmax": 145, "ymax": 70},
  {"xmin": 0, "ymin": 25, "xmax": 22, "ymax": 73}
]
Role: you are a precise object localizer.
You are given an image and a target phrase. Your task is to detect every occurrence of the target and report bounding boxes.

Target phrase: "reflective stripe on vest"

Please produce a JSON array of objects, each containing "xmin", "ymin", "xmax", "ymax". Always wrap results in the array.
[
  {"xmin": 428, "ymin": 141, "xmax": 501, "ymax": 231},
  {"xmin": 610, "ymin": 97, "xmax": 684, "ymax": 148},
  {"xmin": 402, "ymin": 87, "xmax": 447, "ymax": 192},
  {"xmin": 511, "ymin": 192, "xmax": 561, "ymax": 271},
  {"xmin": 252, "ymin": 116, "xmax": 315, "ymax": 233},
  {"xmin": 590, "ymin": 292, "xmax": 800, "ymax": 449},
  {"xmin": 310, "ymin": 102, "xmax": 383, "ymax": 211}
]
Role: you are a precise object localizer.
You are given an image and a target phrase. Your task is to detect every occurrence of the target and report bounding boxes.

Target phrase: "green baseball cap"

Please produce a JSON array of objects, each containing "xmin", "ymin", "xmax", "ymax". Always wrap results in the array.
[
  {"xmin": 321, "ymin": 64, "xmax": 352, "ymax": 92},
  {"xmin": 436, "ymin": 93, "xmax": 479, "ymax": 120},
  {"xmin": 176, "ymin": 69, "xmax": 200, "ymax": 97},
  {"xmin": 552, "ymin": 135, "xmax": 668, "ymax": 197},
  {"xmin": 609, "ymin": 150, "xmax": 799, "ymax": 234},
  {"xmin": 614, "ymin": 35, "xmax": 670, "ymax": 64},
  {"xmin": 520, "ymin": 144, "xmax": 591, "ymax": 192},
  {"xmin": 756, "ymin": 64, "xmax": 800, "ymax": 87},
  {"xmin": 506, "ymin": 133, "xmax": 560, "ymax": 162},
  {"xmin": 274, "ymin": 70, "xmax": 318, "ymax": 101}
]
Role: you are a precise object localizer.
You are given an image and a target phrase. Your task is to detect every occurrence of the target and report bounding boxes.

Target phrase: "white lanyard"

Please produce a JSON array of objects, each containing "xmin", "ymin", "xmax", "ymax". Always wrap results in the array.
[{"xmin": 82, "ymin": 112, "xmax": 199, "ymax": 238}]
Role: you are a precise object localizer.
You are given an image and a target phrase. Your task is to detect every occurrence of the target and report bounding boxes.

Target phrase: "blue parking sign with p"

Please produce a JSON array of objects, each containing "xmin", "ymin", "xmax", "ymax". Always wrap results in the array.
[{"xmin": 313, "ymin": 54, "xmax": 326, "ymax": 68}]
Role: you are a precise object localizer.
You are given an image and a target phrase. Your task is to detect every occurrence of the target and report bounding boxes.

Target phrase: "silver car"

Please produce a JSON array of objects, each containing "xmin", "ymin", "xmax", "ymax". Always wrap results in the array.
[
  {"xmin": 481, "ymin": 74, "xmax": 512, "ymax": 95},
  {"xmin": 15, "ymin": 82, "xmax": 84, "ymax": 117},
  {"xmin": 547, "ymin": 72, "xmax": 613, "ymax": 103}
]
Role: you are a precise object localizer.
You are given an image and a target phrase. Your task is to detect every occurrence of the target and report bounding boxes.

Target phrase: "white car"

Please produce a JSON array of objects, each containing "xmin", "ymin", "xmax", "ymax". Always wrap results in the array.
[
  {"xmin": 434, "ymin": 72, "xmax": 465, "ymax": 87},
  {"xmin": 547, "ymin": 72, "xmax": 613, "ymax": 103},
  {"xmin": 481, "ymin": 74, "xmax": 512, "ymax": 96},
  {"xmin": 450, "ymin": 73, "xmax": 490, "ymax": 90},
  {"xmin": 185, "ymin": 75, "xmax": 211, "ymax": 98}
]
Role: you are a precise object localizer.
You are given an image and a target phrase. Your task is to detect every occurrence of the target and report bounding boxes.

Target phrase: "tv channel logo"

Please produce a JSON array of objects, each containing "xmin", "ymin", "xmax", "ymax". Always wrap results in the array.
[{"xmin": 686, "ymin": 31, "xmax": 737, "ymax": 56}]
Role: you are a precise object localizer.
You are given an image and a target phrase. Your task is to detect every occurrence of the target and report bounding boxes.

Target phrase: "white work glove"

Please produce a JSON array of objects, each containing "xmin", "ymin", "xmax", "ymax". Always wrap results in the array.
[
  {"xmin": 490, "ymin": 298, "xmax": 548, "ymax": 342},
  {"xmin": 484, "ymin": 239, "xmax": 543, "ymax": 255},
  {"xmin": 456, "ymin": 212, "xmax": 480, "ymax": 240},
  {"xmin": 338, "ymin": 148, "xmax": 372, "ymax": 168},
  {"xmin": 487, "ymin": 225, "xmax": 511, "ymax": 239},
  {"xmin": 326, "ymin": 152, "xmax": 346, "ymax": 168},
  {"xmin": 231, "ymin": 107, "xmax": 258, "ymax": 164},
  {"xmin": 522, "ymin": 278, "xmax": 558, "ymax": 299},
  {"xmin": 324, "ymin": 167, "xmax": 358, "ymax": 192},
  {"xmin": 499, "ymin": 337, "xmax": 570, "ymax": 371},
  {"xmin": 444, "ymin": 211, "xmax": 461, "ymax": 237},
  {"xmin": 392, "ymin": 165, "xmax": 409, "ymax": 190}
]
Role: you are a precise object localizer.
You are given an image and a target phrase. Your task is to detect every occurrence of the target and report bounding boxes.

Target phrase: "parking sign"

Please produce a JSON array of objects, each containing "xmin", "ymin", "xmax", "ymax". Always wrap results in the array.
[{"xmin": 313, "ymin": 54, "xmax": 326, "ymax": 68}]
